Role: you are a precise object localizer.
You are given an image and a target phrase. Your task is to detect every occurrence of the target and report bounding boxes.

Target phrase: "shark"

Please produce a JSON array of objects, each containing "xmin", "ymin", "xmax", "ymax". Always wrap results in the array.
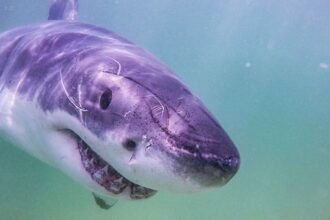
[{"xmin": 0, "ymin": 0, "xmax": 240, "ymax": 209}]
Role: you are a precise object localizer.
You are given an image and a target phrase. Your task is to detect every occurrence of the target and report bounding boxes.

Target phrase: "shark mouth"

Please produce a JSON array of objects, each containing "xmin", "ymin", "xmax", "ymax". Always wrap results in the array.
[{"xmin": 76, "ymin": 137, "xmax": 157, "ymax": 199}]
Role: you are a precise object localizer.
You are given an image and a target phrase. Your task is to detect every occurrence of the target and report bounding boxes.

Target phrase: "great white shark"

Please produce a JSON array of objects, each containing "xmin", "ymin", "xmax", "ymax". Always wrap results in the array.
[{"xmin": 0, "ymin": 0, "xmax": 240, "ymax": 208}]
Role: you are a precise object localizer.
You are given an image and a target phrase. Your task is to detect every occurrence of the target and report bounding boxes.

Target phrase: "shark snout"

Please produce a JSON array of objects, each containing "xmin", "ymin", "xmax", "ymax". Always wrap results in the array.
[
  {"xmin": 220, "ymin": 155, "xmax": 240, "ymax": 175},
  {"xmin": 167, "ymin": 127, "xmax": 240, "ymax": 188},
  {"xmin": 202, "ymin": 153, "xmax": 240, "ymax": 185},
  {"xmin": 183, "ymin": 140, "xmax": 240, "ymax": 187}
]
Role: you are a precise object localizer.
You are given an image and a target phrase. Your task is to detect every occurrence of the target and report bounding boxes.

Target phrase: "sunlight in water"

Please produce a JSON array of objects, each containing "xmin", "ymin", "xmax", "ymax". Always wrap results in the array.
[{"xmin": 0, "ymin": 0, "xmax": 329, "ymax": 219}]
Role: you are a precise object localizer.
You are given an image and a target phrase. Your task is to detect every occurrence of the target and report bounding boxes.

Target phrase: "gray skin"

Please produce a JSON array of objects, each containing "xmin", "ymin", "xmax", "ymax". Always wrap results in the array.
[{"xmin": 0, "ymin": 0, "xmax": 240, "ymax": 205}]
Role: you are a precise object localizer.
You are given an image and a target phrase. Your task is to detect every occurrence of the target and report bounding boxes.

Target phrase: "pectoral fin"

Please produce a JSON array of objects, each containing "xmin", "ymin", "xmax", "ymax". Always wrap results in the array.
[{"xmin": 92, "ymin": 193, "xmax": 118, "ymax": 210}]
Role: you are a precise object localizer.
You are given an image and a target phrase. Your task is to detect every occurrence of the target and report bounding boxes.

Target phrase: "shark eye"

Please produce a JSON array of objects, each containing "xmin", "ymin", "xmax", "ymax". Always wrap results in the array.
[
  {"xmin": 100, "ymin": 89, "xmax": 112, "ymax": 110},
  {"xmin": 122, "ymin": 139, "xmax": 137, "ymax": 151}
]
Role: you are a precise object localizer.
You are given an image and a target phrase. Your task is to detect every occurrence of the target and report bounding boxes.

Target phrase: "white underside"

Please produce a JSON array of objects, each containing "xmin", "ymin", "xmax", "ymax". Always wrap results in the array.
[{"xmin": 0, "ymin": 88, "xmax": 133, "ymax": 199}]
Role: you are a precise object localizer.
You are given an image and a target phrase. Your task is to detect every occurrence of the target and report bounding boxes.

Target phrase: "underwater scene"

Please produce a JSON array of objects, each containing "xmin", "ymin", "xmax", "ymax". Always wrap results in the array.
[{"xmin": 0, "ymin": 0, "xmax": 329, "ymax": 219}]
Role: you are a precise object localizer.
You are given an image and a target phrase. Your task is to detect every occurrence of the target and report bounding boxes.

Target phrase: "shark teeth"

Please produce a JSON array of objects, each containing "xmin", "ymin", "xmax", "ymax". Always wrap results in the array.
[{"xmin": 77, "ymin": 138, "xmax": 156, "ymax": 199}]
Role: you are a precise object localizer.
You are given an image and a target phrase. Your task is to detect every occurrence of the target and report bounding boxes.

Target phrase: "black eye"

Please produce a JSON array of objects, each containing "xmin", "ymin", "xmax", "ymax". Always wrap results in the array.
[
  {"xmin": 122, "ymin": 139, "xmax": 137, "ymax": 151},
  {"xmin": 100, "ymin": 89, "xmax": 112, "ymax": 110}
]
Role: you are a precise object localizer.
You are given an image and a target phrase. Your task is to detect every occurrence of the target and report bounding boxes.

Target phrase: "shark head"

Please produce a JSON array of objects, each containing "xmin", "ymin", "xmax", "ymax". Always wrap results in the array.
[{"xmin": 41, "ymin": 36, "xmax": 240, "ymax": 200}]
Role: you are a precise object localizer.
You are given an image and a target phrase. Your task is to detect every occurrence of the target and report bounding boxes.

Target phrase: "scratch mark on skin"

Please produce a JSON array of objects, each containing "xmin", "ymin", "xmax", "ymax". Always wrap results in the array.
[
  {"xmin": 145, "ymin": 139, "xmax": 153, "ymax": 151},
  {"xmin": 147, "ymin": 94, "xmax": 165, "ymax": 119},
  {"xmin": 129, "ymin": 153, "xmax": 136, "ymax": 163},
  {"xmin": 60, "ymin": 70, "xmax": 88, "ymax": 113},
  {"xmin": 100, "ymin": 57, "xmax": 122, "ymax": 76},
  {"xmin": 124, "ymin": 110, "xmax": 133, "ymax": 119},
  {"xmin": 110, "ymin": 57, "xmax": 122, "ymax": 75},
  {"xmin": 9, "ymin": 72, "xmax": 27, "ymax": 107},
  {"xmin": 77, "ymin": 83, "xmax": 85, "ymax": 124},
  {"xmin": 123, "ymin": 102, "xmax": 140, "ymax": 119}
]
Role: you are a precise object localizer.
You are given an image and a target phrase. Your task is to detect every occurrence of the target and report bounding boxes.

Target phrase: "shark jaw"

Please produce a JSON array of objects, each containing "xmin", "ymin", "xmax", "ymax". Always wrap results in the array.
[
  {"xmin": 0, "ymin": 88, "xmax": 156, "ymax": 201},
  {"xmin": 62, "ymin": 129, "xmax": 157, "ymax": 200}
]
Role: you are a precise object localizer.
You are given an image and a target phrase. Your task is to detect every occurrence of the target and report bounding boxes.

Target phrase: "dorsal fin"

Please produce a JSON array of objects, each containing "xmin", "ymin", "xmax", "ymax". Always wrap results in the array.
[{"xmin": 48, "ymin": 0, "xmax": 78, "ymax": 21}]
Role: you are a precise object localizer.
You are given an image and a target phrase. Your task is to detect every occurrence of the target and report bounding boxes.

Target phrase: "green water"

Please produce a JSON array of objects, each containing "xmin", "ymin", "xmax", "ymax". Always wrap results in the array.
[{"xmin": 1, "ymin": 0, "xmax": 329, "ymax": 219}]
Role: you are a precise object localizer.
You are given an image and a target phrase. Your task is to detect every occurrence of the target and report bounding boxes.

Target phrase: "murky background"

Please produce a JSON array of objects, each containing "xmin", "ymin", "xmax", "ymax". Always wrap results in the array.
[{"xmin": 0, "ymin": 0, "xmax": 329, "ymax": 219}]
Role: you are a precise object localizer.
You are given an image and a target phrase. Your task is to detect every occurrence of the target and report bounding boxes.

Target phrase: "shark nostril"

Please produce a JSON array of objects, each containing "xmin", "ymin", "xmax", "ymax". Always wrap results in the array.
[{"xmin": 122, "ymin": 139, "xmax": 137, "ymax": 151}]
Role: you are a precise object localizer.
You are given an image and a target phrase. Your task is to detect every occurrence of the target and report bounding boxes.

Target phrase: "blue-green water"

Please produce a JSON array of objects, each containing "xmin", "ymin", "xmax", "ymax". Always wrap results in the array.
[{"xmin": 1, "ymin": 0, "xmax": 329, "ymax": 219}]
